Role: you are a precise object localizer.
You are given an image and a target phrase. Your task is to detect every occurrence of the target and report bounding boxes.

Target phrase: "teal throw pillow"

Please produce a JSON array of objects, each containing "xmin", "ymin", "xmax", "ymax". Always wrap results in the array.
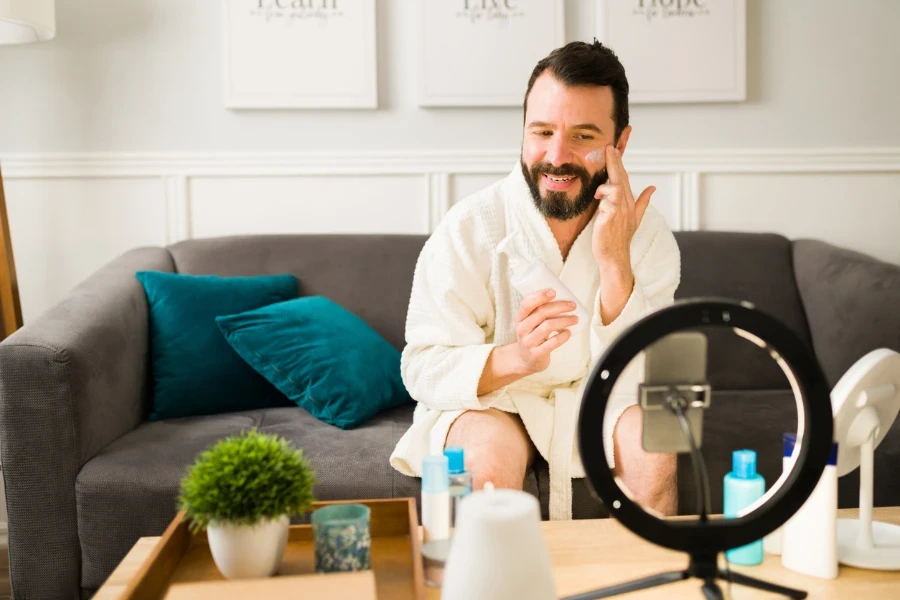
[
  {"xmin": 136, "ymin": 271, "xmax": 298, "ymax": 421},
  {"xmin": 216, "ymin": 296, "xmax": 413, "ymax": 429}
]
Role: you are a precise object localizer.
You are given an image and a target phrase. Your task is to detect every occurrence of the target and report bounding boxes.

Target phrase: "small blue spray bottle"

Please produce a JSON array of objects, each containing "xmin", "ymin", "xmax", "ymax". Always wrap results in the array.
[
  {"xmin": 444, "ymin": 446, "xmax": 473, "ymax": 532},
  {"xmin": 724, "ymin": 449, "xmax": 766, "ymax": 565}
]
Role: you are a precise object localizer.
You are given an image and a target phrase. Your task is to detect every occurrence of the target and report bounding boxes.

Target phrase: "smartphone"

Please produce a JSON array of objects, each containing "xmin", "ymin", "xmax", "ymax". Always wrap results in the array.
[{"xmin": 640, "ymin": 331, "xmax": 709, "ymax": 453}]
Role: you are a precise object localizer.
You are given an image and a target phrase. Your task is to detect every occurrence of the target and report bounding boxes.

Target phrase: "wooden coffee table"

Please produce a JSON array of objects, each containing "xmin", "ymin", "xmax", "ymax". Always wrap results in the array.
[{"xmin": 96, "ymin": 507, "xmax": 900, "ymax": 599}]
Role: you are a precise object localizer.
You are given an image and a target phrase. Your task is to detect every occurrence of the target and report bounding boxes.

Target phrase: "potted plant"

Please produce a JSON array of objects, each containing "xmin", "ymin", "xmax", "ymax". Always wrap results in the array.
[{"xmin": 178, "ymin": 429, "xmax": 316, "ymax": 579}]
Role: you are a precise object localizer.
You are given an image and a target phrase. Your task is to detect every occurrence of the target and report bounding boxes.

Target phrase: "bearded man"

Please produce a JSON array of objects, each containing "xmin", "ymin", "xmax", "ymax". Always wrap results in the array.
[{"xmin": 390, "ymin": 40, "xmax": 681, "ymax": 520}]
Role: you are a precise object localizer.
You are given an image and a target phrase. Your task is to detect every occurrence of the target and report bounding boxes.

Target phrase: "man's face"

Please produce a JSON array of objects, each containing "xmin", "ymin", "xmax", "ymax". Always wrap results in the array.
[{"xmin": 521, "ymin": 72, "xmax": 624, "ymax": 221}]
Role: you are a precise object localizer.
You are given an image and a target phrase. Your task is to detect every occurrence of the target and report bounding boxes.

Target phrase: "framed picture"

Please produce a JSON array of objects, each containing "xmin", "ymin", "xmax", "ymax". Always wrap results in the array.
[
  {"xmin": 595, "ymin": 0, "xmax": 746, "ymax": 103},
  {"xmin": 222, "ymin": 0, "xmax": 378, "ymax": 109},
  {"xmin": 418, "ymin": 0, "xmax": 565, "ymax": 107}
]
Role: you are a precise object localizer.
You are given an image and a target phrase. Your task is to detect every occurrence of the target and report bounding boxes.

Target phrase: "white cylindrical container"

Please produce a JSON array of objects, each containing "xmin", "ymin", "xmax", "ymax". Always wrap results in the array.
[
  {"xmin": 442, "ymin": 488, "xmax": 556, "ymax": 600},
  {"xmin": 498, "ymin": 230, "xmax": 590, "ymax": 337},
  {"xmin": 781, "ymin": 434, "xmax": 839, "ymax": 579},
  {"xmin": 207, "ymin": 515, "xmax": 289, "ymax": 579},
  {"xmin": 422, "ymin": 455, "xmax": 450, "ymax": 543},
  {"xmin": 764, "ymin": 433, "xmax": 799, "ymax": 555}
]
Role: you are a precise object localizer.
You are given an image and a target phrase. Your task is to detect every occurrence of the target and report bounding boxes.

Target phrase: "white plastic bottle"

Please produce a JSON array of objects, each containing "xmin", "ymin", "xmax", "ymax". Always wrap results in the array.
[
  {"xmin": 764, "ymin": 433, "xmax": 798, "ymax": 555},
  {"xmin": 422, "ymin": 455, "xmax": 450, "ymax": 543},
  {"xmin": 497, "ymin": 230, "xmax": 590, "ymax": 336},
  {"xmin": 781, "ymin": 434, "xmax": 839, "ymax": 579}
]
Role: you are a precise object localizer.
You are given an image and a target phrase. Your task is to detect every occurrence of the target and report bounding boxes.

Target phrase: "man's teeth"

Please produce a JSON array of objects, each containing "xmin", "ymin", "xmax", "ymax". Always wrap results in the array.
[{"xmin": 546, "ymin": 175, "xmax": 574, "ymax": 182}]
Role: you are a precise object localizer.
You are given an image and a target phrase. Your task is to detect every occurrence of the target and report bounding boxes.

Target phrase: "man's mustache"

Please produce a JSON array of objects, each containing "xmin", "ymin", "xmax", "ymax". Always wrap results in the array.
[{"xmin": 531, "ymin": 163, "xmax": 589, "ymax": 178}]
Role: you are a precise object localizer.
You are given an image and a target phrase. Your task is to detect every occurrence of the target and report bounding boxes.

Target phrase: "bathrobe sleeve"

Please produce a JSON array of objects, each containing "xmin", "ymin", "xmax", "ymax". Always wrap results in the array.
[
  {"xmin": 589, "ymin": 209, "xmax": 682, "ymax": 469},
  {"xmin": 400, "ymin": 210, "xmax": 502, "ymax": 413}
]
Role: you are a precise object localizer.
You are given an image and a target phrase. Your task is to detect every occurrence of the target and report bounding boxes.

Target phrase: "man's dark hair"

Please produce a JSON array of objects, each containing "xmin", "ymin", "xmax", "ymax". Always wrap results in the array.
[{"xmin": 524, "ymin": 40, "xmax": 630, "ymax": 142}]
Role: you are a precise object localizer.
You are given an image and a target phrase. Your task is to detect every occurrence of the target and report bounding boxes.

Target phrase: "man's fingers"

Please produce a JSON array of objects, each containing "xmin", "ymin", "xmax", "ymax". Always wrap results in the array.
[
  {"xmin": 518, "ymin": 301, "xmax": 577, "ymax": 337},
  {"xmin": 523, "ymin": 315, "xmax": 579, "ymax": 348},
  {"xmin": 635, "ymin": 186, "xmax": 655, "ymax": 224},
  {"xmin": 607, "ymin": 145, "xmax": 632, "ymax": 192},
  {"xmin": 598, "ymin": 198, "xmax": 617, "ymax": 218},
  {"xmin": 515, "ymin": 289, "xmax": 555, "ymax": 323},
  {"xmin": 536, "ymin": 327, "xmax": 572, "ymax": 354},
  {"xmin": 605, "ymin": 145, "xmax": 622, "ymax": 184},
  {"xmin": 614, "ymin": 147, "xmax": 631, "ymax": 195},
  {"xmin": 594, "ymin": 184, "xmax": 617, "ymax": 200}
]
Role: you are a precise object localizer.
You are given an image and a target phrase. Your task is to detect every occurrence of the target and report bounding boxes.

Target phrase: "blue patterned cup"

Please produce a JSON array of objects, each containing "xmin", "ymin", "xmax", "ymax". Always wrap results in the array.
[{"xmin": 311, "ymin": 504, "xmax": 372, "ymax": 573}]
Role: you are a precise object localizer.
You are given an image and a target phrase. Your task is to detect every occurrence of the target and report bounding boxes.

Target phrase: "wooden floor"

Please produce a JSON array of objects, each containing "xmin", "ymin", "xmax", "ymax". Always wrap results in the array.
[{"xmin": 0, "ymin": 546, "xmax": 9, "ymax": 599}]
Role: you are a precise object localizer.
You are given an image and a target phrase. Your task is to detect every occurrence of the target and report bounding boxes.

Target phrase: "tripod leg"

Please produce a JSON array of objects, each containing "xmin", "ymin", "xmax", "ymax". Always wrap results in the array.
[
  {"xmin": 701, "ymin": 580, "xmax": 725, "ymax": 600},
  {"xmin": 719, "ymin": 569, "xmax": 807, "ymax": 599},
  {"xmin": 561, "ymin": 570, "xmax": 689, "ymax": 600}
]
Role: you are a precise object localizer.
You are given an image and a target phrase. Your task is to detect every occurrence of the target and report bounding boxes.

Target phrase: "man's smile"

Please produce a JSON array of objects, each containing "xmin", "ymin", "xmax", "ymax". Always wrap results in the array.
[{"xmin": 543, "ymin": 173, "xmax": 578, "ymax": 191}]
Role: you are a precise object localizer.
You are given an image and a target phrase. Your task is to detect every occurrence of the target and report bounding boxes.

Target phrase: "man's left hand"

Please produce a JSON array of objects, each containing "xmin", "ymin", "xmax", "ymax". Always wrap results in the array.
[{"xmin": 591, "ymin": 144, "xmax": 655, "ymax": 274}]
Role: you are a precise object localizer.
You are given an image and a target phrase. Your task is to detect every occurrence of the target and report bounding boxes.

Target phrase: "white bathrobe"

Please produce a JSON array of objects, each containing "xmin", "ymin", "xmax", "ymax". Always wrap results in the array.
[{"xmin": 389, "ymin": 164, "xmax": 681, "ymax": 520}]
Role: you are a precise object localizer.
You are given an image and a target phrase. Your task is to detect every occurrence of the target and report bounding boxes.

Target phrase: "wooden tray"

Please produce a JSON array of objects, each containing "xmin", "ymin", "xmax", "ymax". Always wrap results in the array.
[{"xmin": 120, "ymin": 498, "xmax": 425, "ymax": 600}]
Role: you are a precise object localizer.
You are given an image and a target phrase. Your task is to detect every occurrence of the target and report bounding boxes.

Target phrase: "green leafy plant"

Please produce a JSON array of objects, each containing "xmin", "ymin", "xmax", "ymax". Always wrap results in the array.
[{"xmin": 178, "ymin": 429, "xmax": 316, "ymax": 533}]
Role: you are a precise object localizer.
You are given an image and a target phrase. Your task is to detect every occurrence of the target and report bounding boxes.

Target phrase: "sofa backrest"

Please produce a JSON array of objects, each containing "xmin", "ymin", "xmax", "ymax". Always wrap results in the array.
[
  {"xmin": 168, "ymin": 234, "xmax": 427, "ymax": 352},
  {"xmin": 674, "ymin": 231, "xmax": 813, "ymax": 390},
  {"xmin": 168, "ymin": 231, "xmax": 813, "ymax": 391}
]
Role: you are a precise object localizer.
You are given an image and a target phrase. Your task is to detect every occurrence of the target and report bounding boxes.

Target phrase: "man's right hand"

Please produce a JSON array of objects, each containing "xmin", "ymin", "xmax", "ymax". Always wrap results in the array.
[
  {"xmin": 476, "ymin": 289, "xmax": 578, "ymax": 396},
  {"xmin": 510, "ymin": 289, "xmax": 578, "ymax": 374}
]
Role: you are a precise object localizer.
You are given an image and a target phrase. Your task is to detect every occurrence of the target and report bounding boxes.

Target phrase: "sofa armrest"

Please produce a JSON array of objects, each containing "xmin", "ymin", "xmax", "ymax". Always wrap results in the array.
[
  {"xmin": 793, "ymin": 239, "xmax": 900, "ymax": 388},
  {"xmin": 0, "ymin": 246, "xmax": 173, "ymax": 599}
]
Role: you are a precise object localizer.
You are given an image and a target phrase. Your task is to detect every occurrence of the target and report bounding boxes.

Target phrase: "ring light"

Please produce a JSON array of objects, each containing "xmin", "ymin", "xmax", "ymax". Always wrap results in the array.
[{"xmin": 570, "ymin": 298, "xmax": 834, "ymax": 600}]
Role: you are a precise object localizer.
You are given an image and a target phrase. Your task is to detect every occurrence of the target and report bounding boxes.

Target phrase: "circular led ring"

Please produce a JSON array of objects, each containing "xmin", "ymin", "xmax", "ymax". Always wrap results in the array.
[{"xmin": 577, "ymin": 297, "xmax": 833, "ymax": 554}]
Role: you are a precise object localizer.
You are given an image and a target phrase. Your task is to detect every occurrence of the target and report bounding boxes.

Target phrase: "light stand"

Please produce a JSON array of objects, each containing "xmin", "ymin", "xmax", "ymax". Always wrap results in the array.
[
  {"xmin": 571, "ymin": 298, "xmax": 834, "ymax": 600},
  {"xmin": 563, "ymin": 551, "xmax": 807, "ymax": 600},
  {"xmin": 1, "ymin": 1, "xmax": 57, "ymax": 339},
  {"xmin": 831, "ymin": 348, "xmax": 900, "ymax": 570},
  {"xmin": 0, "ymin": 164, "xmax": 23, "ymax": 339}
]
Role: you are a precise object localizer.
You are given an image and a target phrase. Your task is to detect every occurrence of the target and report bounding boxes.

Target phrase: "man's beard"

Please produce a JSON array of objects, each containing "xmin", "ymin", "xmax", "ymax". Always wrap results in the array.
[{"xmin": 521, "ymin": 158, "xmax": 608, "ymax": 221}]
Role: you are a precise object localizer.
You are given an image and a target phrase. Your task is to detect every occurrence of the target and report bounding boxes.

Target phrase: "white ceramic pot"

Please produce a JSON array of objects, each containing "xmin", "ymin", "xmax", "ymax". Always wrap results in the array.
[
  {"xmin": 441, "ymin": 489, "xmax": 556, "ymax": 600},
  {"xmin": 207, "ymin": 515, "xmax": 290, "ymax": 579}
]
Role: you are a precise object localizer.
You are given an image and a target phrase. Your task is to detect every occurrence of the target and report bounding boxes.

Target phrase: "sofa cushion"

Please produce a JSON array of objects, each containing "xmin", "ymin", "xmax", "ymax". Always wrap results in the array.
[
  {"xmin": 217, "ymin": 296, "xmax": 413, "ymax": 429},
  {"xmin": 793, "ymin": 239, "xmax": 900, "ymax": 388},
  {"xmin": 75, "ymin": 405, "xmax": 419, "ymax": 590},
  {"xmin": 167, "ymin": 234, "xmax": 429, "ymax": 353},
  {"xmin": 135, "ymin": 271, "xmax": 298, "ymax": 420},
  {"xmin": 673, "ymin": 232, "xmax": 814, "ymax": 390}
]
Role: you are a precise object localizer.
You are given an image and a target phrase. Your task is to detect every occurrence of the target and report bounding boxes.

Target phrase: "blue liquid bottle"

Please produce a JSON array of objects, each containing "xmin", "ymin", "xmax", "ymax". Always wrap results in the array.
[
  {"xmin": 724, "ymin": 449, "xmax": 766, "ymax": 565},
  {"xmin": 444, "ymin": 446, "xmax": 472, "ymax": 532}
]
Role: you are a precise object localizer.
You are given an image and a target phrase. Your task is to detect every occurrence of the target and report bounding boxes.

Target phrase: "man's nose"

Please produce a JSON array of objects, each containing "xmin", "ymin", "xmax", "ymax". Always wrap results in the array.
[{"xmin": 544, "ymin": 135, "xmax": 572, "ymax": 167}]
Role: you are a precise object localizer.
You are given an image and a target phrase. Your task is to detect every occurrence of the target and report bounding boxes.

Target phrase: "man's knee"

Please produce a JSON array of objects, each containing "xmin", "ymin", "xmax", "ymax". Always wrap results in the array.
[
  {"xmin": 445, "ymin": 409, "xmax": 532, "ymax": 490},
  {"xmin": 464, "ymin": 445, "xmax": 528, "ymax": 490},
  {"xmin": 613, "ymin": 405, "xmax": 678, "ymax": 514}
]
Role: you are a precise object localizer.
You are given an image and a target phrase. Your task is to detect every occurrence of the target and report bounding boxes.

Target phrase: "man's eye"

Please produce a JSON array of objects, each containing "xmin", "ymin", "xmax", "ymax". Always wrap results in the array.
[
  {"xmin": 577, "ymin": 134, "xmax": 594, "ymax": 141},
  {"xmin": 539, "ymin": 131, "xmax": 553, "ymax": 137}
]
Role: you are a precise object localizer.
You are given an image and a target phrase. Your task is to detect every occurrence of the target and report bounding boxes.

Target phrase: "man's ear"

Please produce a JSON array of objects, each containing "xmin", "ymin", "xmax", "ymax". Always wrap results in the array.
[{"xmin": 616, "ymin": 125, "xmax": 633, "ymax": 156}]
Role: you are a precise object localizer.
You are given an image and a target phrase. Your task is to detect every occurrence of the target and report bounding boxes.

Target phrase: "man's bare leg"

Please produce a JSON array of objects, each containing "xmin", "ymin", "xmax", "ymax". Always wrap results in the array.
[
  {"xmin": 444, "ymin": 408, "xmax": 536, "ymax": 491},
  {"xmin": 613, "ymin": 405, "xmax": 678, "ymax": 516}
]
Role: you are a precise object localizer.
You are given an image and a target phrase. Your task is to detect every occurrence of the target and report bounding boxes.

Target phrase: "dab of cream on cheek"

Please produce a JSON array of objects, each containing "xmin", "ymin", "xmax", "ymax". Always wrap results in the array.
[{"xmin": 584, "ymin": 149, "xmax": 605, "ymax": 165}]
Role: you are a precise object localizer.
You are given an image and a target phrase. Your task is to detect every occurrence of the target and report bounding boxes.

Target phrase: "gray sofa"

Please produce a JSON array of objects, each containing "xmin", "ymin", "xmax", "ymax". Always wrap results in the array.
[{"xmin": 1, "ymin": 231, "xmax": 899, "ymax": 599}]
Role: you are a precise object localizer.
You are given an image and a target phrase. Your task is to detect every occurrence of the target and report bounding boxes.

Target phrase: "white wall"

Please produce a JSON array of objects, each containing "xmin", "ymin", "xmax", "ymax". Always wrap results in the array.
[
  {"xmin": 0, "ymin": 0, "xmax": 897, "ymax": 316},
  {"xmin": 1, "ymin": 1, "xmax": 898, "ymax": 323},
  {"xmin": 2, "ymin": 1, "xmax": 899, "ymax": 151}
]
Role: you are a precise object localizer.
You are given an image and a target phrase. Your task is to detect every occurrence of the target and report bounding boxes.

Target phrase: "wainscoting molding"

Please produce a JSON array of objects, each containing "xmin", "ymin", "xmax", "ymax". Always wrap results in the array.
[{"xmin": 5, "ymin": 147, "xmax": 899, "ymax": 241}]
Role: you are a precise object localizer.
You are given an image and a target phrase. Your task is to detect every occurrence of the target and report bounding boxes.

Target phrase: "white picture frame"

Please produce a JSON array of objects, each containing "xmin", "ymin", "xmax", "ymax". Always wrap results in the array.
[
  {"xmin": 595, "ymin": 0, "xmax": 746, "ymax": 103},
  {"xmin": 418, "ymin": 0, "xmax": 565, "ymax": 107},
  {"xmin": 222, "ymin": 0, "xmax": 378, "ymax": 109}
]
